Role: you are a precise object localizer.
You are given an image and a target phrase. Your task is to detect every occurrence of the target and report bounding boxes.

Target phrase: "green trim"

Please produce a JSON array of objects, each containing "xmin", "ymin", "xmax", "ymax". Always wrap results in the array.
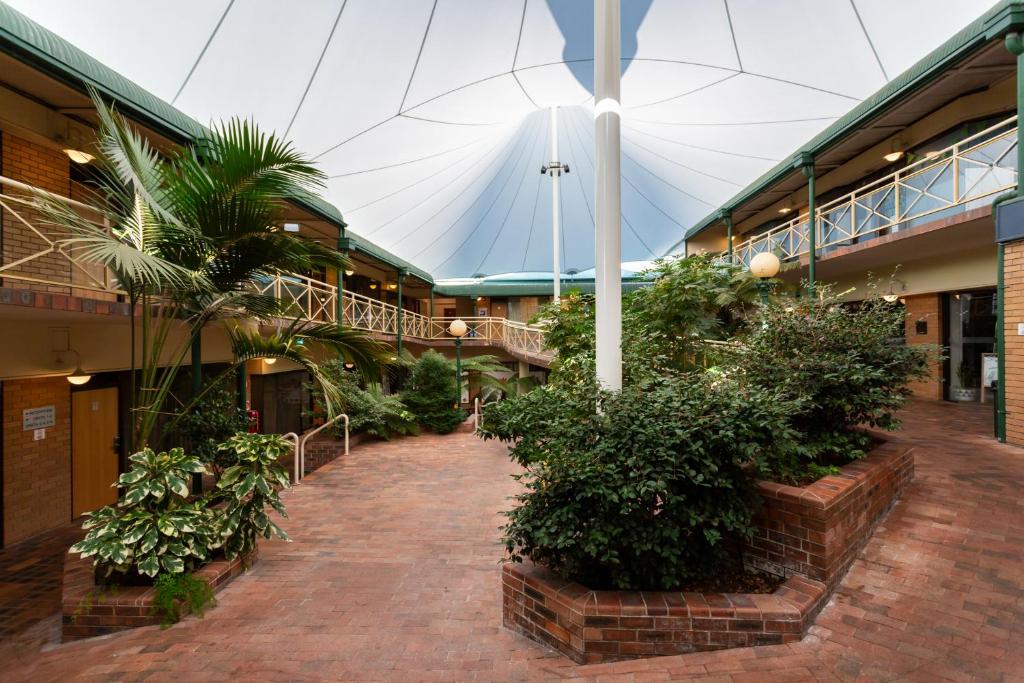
[
  {"xmin": 340, "ymin": 235, "xmax": 433, "ymax": 284},
  {"xmin": 433, "ymin": 279, "xmax": 650, "ymax": 297},
  {"xmin": 685, "ymin": 0, "xmax": 1020, "ymax": 242}
]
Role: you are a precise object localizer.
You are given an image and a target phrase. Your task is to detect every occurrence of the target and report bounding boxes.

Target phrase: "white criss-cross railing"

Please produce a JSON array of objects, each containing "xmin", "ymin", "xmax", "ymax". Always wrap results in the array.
[{"xmin": 725, "ymin": 116, "xmax": 1018, "ymax": 267}]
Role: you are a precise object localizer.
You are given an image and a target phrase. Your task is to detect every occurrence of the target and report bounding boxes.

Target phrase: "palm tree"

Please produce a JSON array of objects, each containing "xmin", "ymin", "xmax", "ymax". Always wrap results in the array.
[{"xmin": 33, "ymin": 89, "xmax": 387, "ymax": 448}]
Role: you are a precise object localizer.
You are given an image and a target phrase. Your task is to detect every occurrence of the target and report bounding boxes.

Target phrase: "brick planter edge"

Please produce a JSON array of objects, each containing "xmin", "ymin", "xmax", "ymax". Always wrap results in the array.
[{"xmin": 62, "ymin": 548, "xmax": 258, "ymax": 641}]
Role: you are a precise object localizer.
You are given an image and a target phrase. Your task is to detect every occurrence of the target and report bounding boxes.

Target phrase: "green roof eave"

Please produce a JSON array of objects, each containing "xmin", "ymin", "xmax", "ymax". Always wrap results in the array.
[
  {"xmin": 341, "ymin": 234, "xmax": 434, "ymax": 284},
  {"xmin": 0, "ymin": 2, "xmax": 349, "ymax": 234},
  {"xmin": 433, "ymin": 279, "xmax": 650, "ymax": 297},
  {"xmin": 684, "ymin": 0, "xmax": 1019, "ymax": 243}
]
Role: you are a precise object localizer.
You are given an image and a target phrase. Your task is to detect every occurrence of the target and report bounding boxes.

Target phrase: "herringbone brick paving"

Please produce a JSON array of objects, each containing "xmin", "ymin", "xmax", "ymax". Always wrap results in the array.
[{"xmin": 0, "ymin": 400, "xmax": 1022, "ymax": 681}]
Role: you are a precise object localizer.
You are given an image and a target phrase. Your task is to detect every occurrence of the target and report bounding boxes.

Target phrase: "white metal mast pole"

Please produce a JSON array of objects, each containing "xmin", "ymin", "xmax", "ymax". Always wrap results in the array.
[
  {"xmin": 594, "ymin": 0, "xmax": 622, "ymax": 391},
  {"xmin": 550, "ymin": 106, "xmax": 561, "ymax": 304}
]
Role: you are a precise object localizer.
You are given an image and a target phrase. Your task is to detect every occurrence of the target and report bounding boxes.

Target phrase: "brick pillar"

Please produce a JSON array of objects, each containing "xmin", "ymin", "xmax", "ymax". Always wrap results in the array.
[
  {"xmin": 904, "ymin": 293, "xmax": 944, "ymax": 400},
  {"xmin": 1003, "ymin": 240, "xmax": 1024, "ymax": 444}
]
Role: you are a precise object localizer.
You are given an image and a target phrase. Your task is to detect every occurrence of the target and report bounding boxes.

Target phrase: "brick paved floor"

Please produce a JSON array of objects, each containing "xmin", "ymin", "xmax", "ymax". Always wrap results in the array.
[{"xmin": 1, "ymin": 400, "xmax": 1023, "ymax": 681}]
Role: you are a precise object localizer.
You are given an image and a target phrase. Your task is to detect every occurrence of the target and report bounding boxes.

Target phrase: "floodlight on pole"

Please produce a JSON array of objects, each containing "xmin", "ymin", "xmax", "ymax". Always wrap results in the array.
[{"xmin": 542, "ymin": 107, "xmax": 570, "ymax": 305}]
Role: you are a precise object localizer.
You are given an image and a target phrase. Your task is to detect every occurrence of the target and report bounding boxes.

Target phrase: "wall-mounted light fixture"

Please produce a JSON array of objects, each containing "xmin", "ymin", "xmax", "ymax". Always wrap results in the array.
[
  {"xmin": 57, "ymin": 349, "xmax": 92, "ymax": 385},
  {"xmin": 283, "ymin": 223, "xmax": 300, "ymax": 233},
  {"xmin": 63, "ymin": 149, "xmax": 95, "ymax": 164}
]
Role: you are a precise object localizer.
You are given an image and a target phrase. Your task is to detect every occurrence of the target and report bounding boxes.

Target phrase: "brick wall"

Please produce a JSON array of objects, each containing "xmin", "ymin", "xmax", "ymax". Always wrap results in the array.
[
  {"xmin": 746, "ymin": 441, "xmax": 914, "ymax": 590},
  {"xmin": 2, "ymin": 131, "xmax": 72, "ymax": 293},
  {"xmin": 1004, "ymin": 240, "xmax": 1024, "ymax": 444},
  {"xmin": 2, "ymin": 377, "xmax": 72, "ymax": 544},
  {"xmin": 904, "ymin": 293, "xmax": 944, "ymax": 399}
]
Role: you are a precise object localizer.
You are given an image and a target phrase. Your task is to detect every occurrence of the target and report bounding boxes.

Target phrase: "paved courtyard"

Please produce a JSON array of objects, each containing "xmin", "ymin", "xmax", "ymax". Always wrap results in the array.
[{"xmin": 1, "ymin": 400, "xmax": 1023, "ymax": 681}]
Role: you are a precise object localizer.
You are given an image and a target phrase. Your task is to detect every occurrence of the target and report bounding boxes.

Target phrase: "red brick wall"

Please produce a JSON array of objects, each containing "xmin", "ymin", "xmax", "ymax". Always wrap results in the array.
[
  {"xmin": 2, "ymin": 377, "xmax": 72, "ymax": 544},
  {"xmin": 1004, "ymin": 240, "xmax": 1024, "ymax": 445},
  {"xmin": 746, "ymin": 441, "xmax": 914, "ymax": 589},
  {"xmin": 1, "ymin": 131, "xmax": 72, "ymax": 293},
  {"xmin": 904, "ymin": 293, "xmax": 944, "ymax": 399}
]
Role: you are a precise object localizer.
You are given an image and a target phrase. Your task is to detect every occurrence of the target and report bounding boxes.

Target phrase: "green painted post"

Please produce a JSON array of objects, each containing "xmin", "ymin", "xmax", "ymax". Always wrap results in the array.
[
  {"xmin": 454, "ymin": 337, "xmax": 462, "ymax": 408},
  {"xmin": 237, "ymin": 365, "xmax": 247, "ymax": 412},
  {"xmin": 190, "ymin": 332, "xmax": 202, "ymax": 493},
  {"xmin": 396, "ymin": 270, "xmax": 405, "ymax": 356},
  {"xmin": 792, "ymin": 153, "xmax": 816, "ymax": 295},
  {"xmin": 718, "ymin": 208, "xmax": 733, "ymax": 261},
  {"xmin": 429, "ymin": 285, "xmax": 435, "ymax": 319},
  {"xmin": 998, "ymin": 241, "xmax": 1007, "ymax": 442},
  {"xmin": 997, "ymin": 30, "xmax": 1024, "ymax": 442}
]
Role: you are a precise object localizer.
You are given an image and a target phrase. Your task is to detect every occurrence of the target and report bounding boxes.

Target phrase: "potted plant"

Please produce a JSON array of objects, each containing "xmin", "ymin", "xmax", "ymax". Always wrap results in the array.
[{"xmin": 952, "ymin": 361, "xmax": 980, "ymax": 402}]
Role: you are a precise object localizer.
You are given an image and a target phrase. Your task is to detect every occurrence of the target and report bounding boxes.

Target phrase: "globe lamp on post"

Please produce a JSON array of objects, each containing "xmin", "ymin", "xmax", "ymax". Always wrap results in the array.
[
  {"xmin": 749, "ymin": 251, "xmax": 781, "ymax": 306},
  {"xmin": 448, "ymin": 319, "xmax": 468, "ymax": 407}
]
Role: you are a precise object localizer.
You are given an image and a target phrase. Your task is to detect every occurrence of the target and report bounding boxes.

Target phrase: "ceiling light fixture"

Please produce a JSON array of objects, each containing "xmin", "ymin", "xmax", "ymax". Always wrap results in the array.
[
  {"xmin": 264, "ymin": 357, "xmax": 277, "ymax": 365},
  {"xmin": 344, "ymin": 268, "xmax": 355, "ymax": 276},
  {"xmin": 778, "ymin": 206, "xmax": 792, "ymax": 215},
  {"xmin": 58, "ymin": 349, "xmax": 92, "ymax": 385},
  {"xmin": 369, "ymin": 282, "xmax": 378, "ymax": 290},
  {"xmin": 283, "ymin": 223, "xmax": 300, "ymax": 232},
  {"xmin": 883, "ymin": 138, "xmax": 905, "ymax": 163},
  {"xmin": 64, "ymin": 149, "xmax": 94, "ymax": 164}
]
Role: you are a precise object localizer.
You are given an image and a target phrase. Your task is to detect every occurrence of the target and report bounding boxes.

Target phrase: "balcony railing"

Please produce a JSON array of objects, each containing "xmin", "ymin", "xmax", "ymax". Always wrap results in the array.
[
  {"xmin": 0, "ymin": 174, "xmax": 551, "ymax": 361},
  {"xmin": 726, "ymin": 116, "xmax": 1019, "ymax": 267}
]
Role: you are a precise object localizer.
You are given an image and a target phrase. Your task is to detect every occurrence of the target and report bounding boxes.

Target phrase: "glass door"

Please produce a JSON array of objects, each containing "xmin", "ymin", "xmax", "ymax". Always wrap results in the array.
[{"xmin": 946, "ymin": 289, "xmax": 996, "ymax": 402}]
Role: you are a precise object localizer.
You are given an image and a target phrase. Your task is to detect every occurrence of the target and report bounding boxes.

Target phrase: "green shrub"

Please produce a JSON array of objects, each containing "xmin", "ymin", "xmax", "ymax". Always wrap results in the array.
[
  {"xmin": 177, "ymin": 377, "xmax": 250, "ymax": 476},
  {"xmin": 70, "ymin": 448, "xmax": 218, "ymax": 579},
  {"xmin": 482, "ymin": 372, "xmax": 797, "ymax": 590},
  {"xmin": 402, "ymin": 350, "xmax": 466, "ymax": 433},
  {"xmin": 308, "ymin": 361, "xmax": 419, "ymax": 440},
  {"xmin": 152, "ymin": 572, "xmax": 215, "ymax": 627},
  {"xmin": 215, "ymin": 433, "xmax": 292, "ymax": 560},
  {"xmin": 729, "ymin": 290, "xmax": 932, "ymax": 482}
]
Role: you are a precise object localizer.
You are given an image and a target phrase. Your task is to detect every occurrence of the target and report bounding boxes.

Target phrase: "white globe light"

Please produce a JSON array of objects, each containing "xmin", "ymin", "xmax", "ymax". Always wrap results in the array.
[
  {"xmin": 749, "ymin": 251, "xmax": 781, "ymax": 279},
  {"xmin": 448, "ymin": 319, "xmax": 468, "ymax": 338}
]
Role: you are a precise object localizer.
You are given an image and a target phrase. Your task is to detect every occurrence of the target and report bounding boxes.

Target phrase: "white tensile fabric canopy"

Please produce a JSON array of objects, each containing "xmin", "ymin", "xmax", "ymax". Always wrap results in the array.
[{"xmin": 6, "ymin": 0, "xmax": 995, "ymax": 278}]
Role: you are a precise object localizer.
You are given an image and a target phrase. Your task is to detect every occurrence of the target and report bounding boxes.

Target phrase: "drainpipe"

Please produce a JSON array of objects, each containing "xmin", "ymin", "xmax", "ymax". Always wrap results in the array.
[
  {"xmin": 429, "ymin": 285, "xmax": 435, "ymax": 319},
  {"xmin": 793, "ymin": 152, "xmax": 816, "ymax": 295}
]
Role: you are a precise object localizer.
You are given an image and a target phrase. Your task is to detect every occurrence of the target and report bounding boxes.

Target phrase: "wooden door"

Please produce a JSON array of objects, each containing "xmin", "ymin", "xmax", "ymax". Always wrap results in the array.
[{"xmin": 72, "ymin": 387, "xmax": 119, "ymax": 516}]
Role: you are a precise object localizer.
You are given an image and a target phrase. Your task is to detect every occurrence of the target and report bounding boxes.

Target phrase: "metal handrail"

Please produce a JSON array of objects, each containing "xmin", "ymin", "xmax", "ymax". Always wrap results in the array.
[
  {"xmin": 297, "ymin": 413, "xmax": 349, "ymax": 482},
  {"xmin": 280, "ymin": 432, "xmax": 300, "ymax": 483}
]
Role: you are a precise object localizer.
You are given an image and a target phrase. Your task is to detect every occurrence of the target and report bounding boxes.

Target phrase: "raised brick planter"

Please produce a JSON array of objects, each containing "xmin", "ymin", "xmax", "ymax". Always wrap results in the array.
[
  {"xmin": 747, "ymin": 439, "xmax": 914, "ymax": 589},
  {"xmin": 503, "ymin": 562, "xmax": 827, "ymax": 664},
  {"xmin": 62, "ymin": 549, "xmax": 257, "ymax": 641},
  {"xmin": 502, "ymin": 439, "xmax": 913, "ymax": 662}
]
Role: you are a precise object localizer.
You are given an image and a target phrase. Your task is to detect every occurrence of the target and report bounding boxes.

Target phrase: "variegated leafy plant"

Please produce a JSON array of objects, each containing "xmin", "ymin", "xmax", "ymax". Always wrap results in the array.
[{"xmin": 70, "ymin": 448, "xmax": 219, "ymax": 578}]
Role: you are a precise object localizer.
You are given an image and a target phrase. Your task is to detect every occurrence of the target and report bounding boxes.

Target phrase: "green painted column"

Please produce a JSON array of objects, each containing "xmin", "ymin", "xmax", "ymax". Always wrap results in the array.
[
  {"xmin": 719, "ymin": 208, "xmax": 733, "ymax": 261},
  {"xmin": 396, "ymin": 270, "xmax": 405, "ymax": 356},
  {"xmin": 997, "ymin": 30, "xmax": 1024, "ymax": 442},
  {"xmin": 793, "ymin": 152, "xmax": 816, "ymax": 295},
  {"xmin": 191, "ymin": 333, "xmax": 202, "ymax": 397},
  {"xmin": 454, "ymin": 337, "xmax": 462, "ymax": 407},
  {"xmin": 237, "ymin": 363, "xmax": 247, "ymax": 411},
  {"xmin": 429, "ymin": 285, "xmax": 435, "ymax": 319}
]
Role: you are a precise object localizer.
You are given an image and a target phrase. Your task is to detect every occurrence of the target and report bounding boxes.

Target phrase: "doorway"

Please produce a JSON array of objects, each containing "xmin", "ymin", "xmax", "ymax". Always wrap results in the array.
[
  {"xmin": 945, "ymin": 289, "xmax": 996, "ymax": 403},
  {"xmin": 72, "ymin": 387, "xmax": 120, "ymax": 516}
]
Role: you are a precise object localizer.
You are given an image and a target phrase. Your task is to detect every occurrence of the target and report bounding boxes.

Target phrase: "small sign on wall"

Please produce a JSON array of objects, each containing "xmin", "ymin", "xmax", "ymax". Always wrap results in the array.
[
  {"xmin": 33, "ymin": 428, "xmax": 46, "ymax": 441},
  {"xmin": 23, "ymin": 405, "xmax": 55, "ymax": 431}
]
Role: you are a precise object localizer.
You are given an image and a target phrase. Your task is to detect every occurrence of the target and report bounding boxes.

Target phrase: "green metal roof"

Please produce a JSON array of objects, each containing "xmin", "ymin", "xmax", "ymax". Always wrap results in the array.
[
  {"xmin": 341, "ymin": 234, "xmax": 434, "ymax": 285},
  {"xmin": 684, "ymin": 0, "xmax": 1022, "ymax": 242},
  {"xmin": 0, "ymin": 0, "xmax": 349, "ymax": 235},
  {"xmin": 433, "ymin": 279, "xmax": 650, "ymax": 297}
]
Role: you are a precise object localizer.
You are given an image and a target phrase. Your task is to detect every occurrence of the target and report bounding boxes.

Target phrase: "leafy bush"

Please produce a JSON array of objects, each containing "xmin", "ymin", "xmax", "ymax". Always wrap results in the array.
[
  {"xmin": 215, "ymin": 433, "xmax": 292, "ymax": 560},
  {"xmin": 152, "ymin": 572, "xmax": 215, "ymax": 627},
  {"xmin": 177, "ymin": 377, "xmax": 250, "ymax": 475},
  {"xmin": 71, "ymin": 448, "xmax": 218, "ymax": 579},
  {"xmin": 481, "ymin": 372, "xmax": 797, "ymax": 590},
  {"xmin": 402, "ymin": 350, "xmax": 466, "ymax": 433},
  {"xmin": 309, "ymin": 363, "xmax": 419, "ymax": 440},
  {"xmin": 729, "ymin": 290, "xmax": 932, "ymax": 482}
]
